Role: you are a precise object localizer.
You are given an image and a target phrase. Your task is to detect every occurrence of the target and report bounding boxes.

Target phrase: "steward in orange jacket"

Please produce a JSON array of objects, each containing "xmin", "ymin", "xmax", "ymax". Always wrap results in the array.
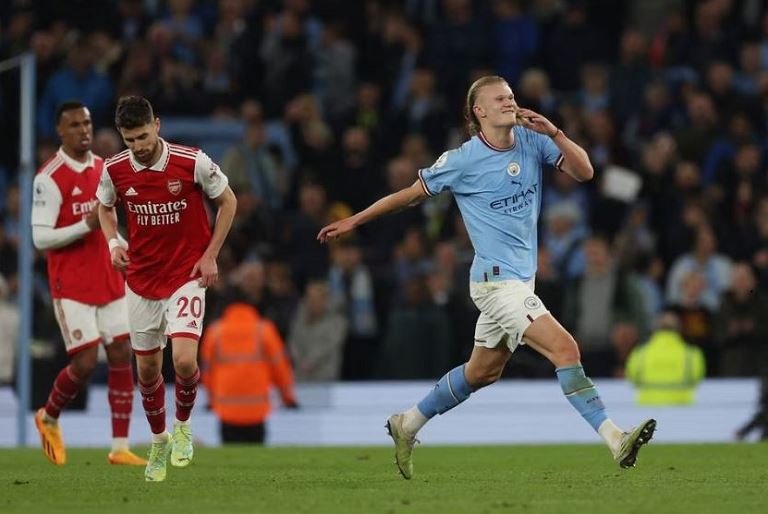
[{"xmin": 201, "ymin": 302, "xmax": 298, "ymax": 444}]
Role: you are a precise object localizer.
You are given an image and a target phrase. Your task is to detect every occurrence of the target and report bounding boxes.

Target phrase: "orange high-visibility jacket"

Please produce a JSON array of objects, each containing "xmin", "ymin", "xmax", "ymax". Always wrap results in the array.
[{"xmin": 201, "ymin": 303, "xmax": 297, "ymax": 425}]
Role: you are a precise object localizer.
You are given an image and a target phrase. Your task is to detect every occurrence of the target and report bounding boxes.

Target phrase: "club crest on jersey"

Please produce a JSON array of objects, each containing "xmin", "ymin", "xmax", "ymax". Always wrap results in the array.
[
  {"xmin": 507, "ymin": 162, "xmax": 521, "ymax": 177},
  {"xmin": 167, "ymin": 179, "xmax": 182, "ymax": 196}
]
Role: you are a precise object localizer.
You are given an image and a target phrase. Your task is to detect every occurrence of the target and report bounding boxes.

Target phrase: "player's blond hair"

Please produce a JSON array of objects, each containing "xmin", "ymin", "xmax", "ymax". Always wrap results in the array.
[{"xmin": 464, "ymin": 75, "xmax": 509, "ymax": 136}]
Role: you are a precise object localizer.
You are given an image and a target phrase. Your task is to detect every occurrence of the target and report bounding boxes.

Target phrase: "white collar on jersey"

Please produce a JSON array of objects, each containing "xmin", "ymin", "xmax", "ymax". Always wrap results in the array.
[
  {"xmin": 57, "ymin": 147, "xmax": 94, "ymax": 173},
  {"xmin": 128, "ymin": 138, "xmax": 170, "ymax": 172}
]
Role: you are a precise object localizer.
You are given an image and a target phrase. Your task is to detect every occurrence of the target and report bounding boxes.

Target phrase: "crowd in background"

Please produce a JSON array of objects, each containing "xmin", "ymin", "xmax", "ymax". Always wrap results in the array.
[{"xmin": 2, "ymin": 0, "xmax": 768, "ymax": 383}]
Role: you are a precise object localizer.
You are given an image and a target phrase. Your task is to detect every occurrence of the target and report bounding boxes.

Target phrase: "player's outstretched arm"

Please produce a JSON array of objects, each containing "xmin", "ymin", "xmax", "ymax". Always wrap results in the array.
[
  {"xmin": 317, "ymin": 180, "xmax": 427, "ymax": 243},
  {"xmin": 191, "ymin": 186, "xmax": 237, "ymax": 287}
]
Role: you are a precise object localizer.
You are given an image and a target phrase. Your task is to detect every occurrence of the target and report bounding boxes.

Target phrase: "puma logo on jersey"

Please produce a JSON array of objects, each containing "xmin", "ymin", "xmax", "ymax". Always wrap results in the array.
[
  {"xmin": 125, "ymin": 187, "xmax": 139, "ymax": 196},
  {"xmin": 72, "ymin": 186, "xmax": 83, "ymax": 196}
]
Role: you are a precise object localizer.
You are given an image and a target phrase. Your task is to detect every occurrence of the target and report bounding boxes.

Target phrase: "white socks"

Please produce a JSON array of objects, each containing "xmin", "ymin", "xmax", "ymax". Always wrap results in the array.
[
  {"xmin": 402, "ymin": 406, "xmax": 428, "ymax": 435},
  {"xmin": 598, "ymin": 419, "xmax": 624, "ymax": 453},
  {"xmin": 151, "ymin": 431, "xmax": 170, "ymax": 443},
  {"xmin": 111, "ymin": 437, "xmax": 129, "ymax": 453}
]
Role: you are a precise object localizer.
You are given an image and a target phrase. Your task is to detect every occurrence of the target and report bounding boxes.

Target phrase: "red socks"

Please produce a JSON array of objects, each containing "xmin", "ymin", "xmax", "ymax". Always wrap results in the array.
[
  {"xmin": 175, "ymin": 369, "xmax": 200, "ymax": 422},
  {"xmin": 44, "ymin": 365, "xmax": 84, "ymax": 419},
  {"xmin": 139, "ymin": 375, "xmax": 166, "ymax": 434},
  {"xmin": 107, "ymin": 363, "xmax": 134, "ymax": 438}
]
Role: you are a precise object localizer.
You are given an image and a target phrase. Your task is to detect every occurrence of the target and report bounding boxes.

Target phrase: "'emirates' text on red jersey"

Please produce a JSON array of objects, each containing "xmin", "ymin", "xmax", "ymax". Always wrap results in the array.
[{"xmin": 34, "ymin": 151, "xmax": 125, "ymax": 305}]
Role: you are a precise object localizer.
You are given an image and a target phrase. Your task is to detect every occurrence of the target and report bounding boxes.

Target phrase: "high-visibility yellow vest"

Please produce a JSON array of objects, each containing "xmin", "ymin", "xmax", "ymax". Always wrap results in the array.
[{"xmin": 625, "ymin": 330, "xmax": 706, "ymax": 405}]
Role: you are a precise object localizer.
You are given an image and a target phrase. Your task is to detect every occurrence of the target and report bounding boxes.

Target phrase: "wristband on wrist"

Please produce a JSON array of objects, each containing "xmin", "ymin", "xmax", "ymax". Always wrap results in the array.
[
  {"xmin": 550, "ymin": 128, "xmax": 562, "ymax": 138},
  {"xmin": 108, "ymin": 238, "xmax": 121, "ymax": 251}
]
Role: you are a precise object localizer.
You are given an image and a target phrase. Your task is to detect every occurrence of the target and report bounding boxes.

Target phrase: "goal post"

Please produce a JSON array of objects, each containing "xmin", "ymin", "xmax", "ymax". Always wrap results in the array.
[{"xmin": 0, "ymin": 52, "xmax": 36, "ymax": 446}]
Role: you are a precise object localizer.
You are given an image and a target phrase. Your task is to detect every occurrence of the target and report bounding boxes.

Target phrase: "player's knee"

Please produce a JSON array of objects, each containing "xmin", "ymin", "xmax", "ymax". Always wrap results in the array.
[
  {"xmin": 105, "ymin": 338, "xmax": 132, "ymax": 365},
  {"xmin": 551, "ymin": 335, "xmax": 581, "ymax": 367},
  {"xmin": 136, "ymin": 359, "xmax": 160, "ymax": 383},
  {"xmin": 70, "ymin": 352, "xmax": 97, "ymax": 380},
  {"xmin": 172, "ymin": 354, "xmax": 197, "ymax": 377}
]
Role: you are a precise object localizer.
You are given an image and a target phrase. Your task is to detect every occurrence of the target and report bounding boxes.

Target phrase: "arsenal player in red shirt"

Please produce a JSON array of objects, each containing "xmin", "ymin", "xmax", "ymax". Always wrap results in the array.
[
  {"xmin": 97, "ymin": 96, "xmax": 237, "ymax": 482},
  {"xmin": 31, "ymin": 101, "xmax": 146, "ymax": 467}
]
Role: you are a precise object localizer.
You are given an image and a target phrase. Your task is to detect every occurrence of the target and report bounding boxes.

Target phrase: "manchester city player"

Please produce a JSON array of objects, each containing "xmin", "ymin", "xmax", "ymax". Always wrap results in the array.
[{"xmin": 317, "ymin": 75, "xmax": 655, "ymax": 479}]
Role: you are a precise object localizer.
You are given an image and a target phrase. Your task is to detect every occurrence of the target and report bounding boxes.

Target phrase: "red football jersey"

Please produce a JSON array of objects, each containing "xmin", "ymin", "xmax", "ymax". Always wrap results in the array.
[
  {"xmin": 98, "ymin": 139, "xmax": 228, "ymax": 300},
  {"xmin": 33, "ymin": 150, "xmax": 125, "ymax": 304}
]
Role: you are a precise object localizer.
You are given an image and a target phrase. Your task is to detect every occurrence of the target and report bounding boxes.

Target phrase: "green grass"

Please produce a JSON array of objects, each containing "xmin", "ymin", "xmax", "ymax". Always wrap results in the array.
[{"xmin": 0, "ymin": 444, "xmax": 765, "ymax": 514}]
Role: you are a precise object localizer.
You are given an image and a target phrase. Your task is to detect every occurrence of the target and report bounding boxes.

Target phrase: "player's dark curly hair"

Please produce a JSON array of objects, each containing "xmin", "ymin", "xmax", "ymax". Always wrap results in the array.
[
  {"xmin": 464, "ymin": 75, "xmax": 508, "ymax": 136},
  {"xmin": 115, "ymin": 96, "xmax": 155, "ymax": 129}
]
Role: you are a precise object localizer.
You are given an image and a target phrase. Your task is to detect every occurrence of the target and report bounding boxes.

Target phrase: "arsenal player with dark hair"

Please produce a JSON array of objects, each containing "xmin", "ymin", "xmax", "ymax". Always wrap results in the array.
[
  {"xmin": 32, "ymin": 101, "xmax": 146, "ymax": 467},
  {"xmin": 97, "ymin": 96, "xmax": 237, "ymax": 482}
]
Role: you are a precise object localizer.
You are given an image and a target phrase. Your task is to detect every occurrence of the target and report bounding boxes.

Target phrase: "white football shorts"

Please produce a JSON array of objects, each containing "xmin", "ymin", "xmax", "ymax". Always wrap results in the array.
[
  {"xmin": 126, "ymin": 280, "xmax": 206, "ymax": 355},
  {"xmin": 469, "ymin": 278, "xmax": 549, "ymax": 352},
  {"xmin": 53, "ymin": 296, "xmax": 130, "ymax": 355}
]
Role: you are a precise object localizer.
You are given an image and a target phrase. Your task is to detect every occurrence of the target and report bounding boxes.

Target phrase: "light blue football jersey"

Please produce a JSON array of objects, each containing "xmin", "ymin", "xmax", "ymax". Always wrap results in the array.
[{"xmin": 418, "ymin": 126, "xmax": 563, "ymax": 283}]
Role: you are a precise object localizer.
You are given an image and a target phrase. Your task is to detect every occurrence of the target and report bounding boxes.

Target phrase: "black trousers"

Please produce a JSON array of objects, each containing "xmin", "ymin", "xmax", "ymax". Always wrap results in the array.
[{"xmin": 220, "ymin": 422, "xmax": 266, "ymax": 444}]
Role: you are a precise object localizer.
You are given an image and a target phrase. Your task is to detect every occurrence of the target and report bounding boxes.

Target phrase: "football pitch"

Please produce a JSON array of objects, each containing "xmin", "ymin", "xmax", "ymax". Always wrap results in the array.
[{"xmin": 1, "ymin": 444, "xmax": 765, "ymax": 514}]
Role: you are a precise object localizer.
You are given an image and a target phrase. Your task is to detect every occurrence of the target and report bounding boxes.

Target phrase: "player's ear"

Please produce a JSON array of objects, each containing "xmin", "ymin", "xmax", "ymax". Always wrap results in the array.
[
  {"xmin": 154, "ymin": 117, "xmax": 161, "ymax": 133},
  {"xmin": 473, "ymin": 104, "xmax": 485, "ymax": 118}
]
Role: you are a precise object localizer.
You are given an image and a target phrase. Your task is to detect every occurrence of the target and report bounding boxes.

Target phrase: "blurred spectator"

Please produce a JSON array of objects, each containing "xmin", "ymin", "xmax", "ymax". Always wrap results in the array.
[
  {"xmin": 221, "ymin": 100, "xmax": 288, "ymax": 211},
  {"xmin": 288, "ymin": 279, "xmax": 348, "ymax": 381},
  {"xmin": 625, "ymin": 310, "xmax": 706, "ymax": 405},
  {"xmin": 631, "ymin": 254, "xmax": 665, "ymax": 336},
  {"xmin": 201, "ymin": 292, "xmax": 298, "ymax": 444},
  {"xmin": 390, "ymin": 67, "xmax": 450, "ymax": 155},
  {"xmin": 37, "ymin": 38, "xmax": 114, "ymax": 139},
  {"xmin": 674, "ymin": 91, "xmax": 719, "ymax": 164},
  {"xmin": 314, "ymin": 22, "xmax": 357, "ymax": 124},
  {"xmin": 490, "ymin": 0, "xmax": 538, "ymax": 87},
  {"xmin": 666, "ymin": 224, "xmax": 733, "ymax": 311},
  {"xmin": 392, "ymin": 226, "xmax": 434, "ymax": 305},
  {"xmin": 262, "ymin": 260, "xmax": 300, "ymax": 340},
  {"xmin": 425, "ymin": 0, "xmax": 489, "ymax": 108},
  {"xmin": 376, "ymin": 274, "xmax": 452, "ymax": 379},
  {"xmin": 328, "ymin": 237, "xmax": 379, "ymax": 380},
  {"xmin": 259, "ymin": 9, "xmax": 314, "ymax": 118},
  {"xmin": 367, "ymin": 156, "xmax": 424, "ymax": 266},
  {"xmin": 610, "ymin": 28, "xmax": 652, "ymax": 125},
  {"xmin": 563, "ymin": 235, "xmax": 647, "ymax": 377},
  {"xmin": 0, "ymin": 274, "xmax": 18, "ymax": 384},
  {"xmin": 542, "ymin": 201, "xmax": 587, "ymax": 281},
  {"xmin": 669, "ymin": 269, "xmax": 718, "ymax": 371},
  {"xmin": 517, "ymin": 68, "xmax": 559, "ymax": 117},
  {"xmin": 714, "ymin": 263, "xmax": 768, "ymax": 376},
  {"xmin": 281, "ymin": 180, "xmax": 332, "ymax": 288},
  {"xmin": 577, "ymin": 63, "xmax": 610, "ymax": 114}
]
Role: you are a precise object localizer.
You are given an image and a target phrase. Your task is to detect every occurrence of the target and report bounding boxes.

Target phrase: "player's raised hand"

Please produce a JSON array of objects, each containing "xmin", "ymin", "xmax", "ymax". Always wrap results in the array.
[
  {"xmin": 516, "ymin": 108, "xmax": 558, "ymax": 137},
  {"xmin": 191, "ymin": 253, "xmax": 218, "ymax": 288},
  {"xmin": 317, "ymin": 217, "xmax": 357, "ymax": 244},
  {"xmin": 110, "ymin": 246, "xmax": 130, "ymax": 271}
]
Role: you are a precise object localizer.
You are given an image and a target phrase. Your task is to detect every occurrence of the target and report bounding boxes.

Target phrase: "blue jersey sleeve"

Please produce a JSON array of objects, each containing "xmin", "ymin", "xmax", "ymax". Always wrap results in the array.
[
  {"xmin": 417, "ymin": 149, "xmax": 463, "ymax": 196},
  {"xmin": 537, "ymin": 132, "xmax": 564, "ymax": 169}
]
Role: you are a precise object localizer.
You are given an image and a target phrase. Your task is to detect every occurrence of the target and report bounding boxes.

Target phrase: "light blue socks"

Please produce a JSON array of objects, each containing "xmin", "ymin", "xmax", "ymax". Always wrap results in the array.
[
  {"xmin": 417, "ymin": 364, "xmax": 473, "ymax": 418},
  {"xmin": 556, "ymin": 364, "xmax": 607, "ymax": 431}
]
